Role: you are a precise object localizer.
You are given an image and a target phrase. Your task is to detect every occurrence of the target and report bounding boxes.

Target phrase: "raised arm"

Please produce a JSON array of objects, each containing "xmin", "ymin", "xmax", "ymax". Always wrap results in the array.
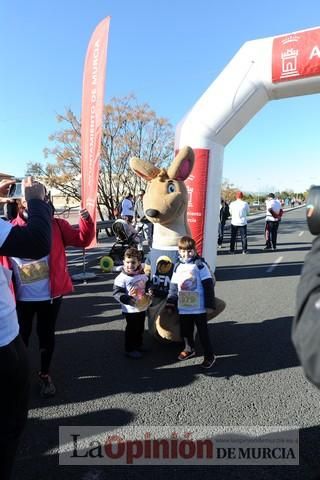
[
  {"xmin": 55, "ymin": 209, "xmax": 95, "ymax": 248},
  {"xmin": 0, "ymin": 180, "xmax": 51, "ymax": 258}
]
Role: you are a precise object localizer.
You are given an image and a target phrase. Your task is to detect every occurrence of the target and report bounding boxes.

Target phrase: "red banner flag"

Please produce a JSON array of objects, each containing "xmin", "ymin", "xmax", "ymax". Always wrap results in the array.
[{"xmin": 81, "ymin": 17, "xmax": 110, "ymax": 247}]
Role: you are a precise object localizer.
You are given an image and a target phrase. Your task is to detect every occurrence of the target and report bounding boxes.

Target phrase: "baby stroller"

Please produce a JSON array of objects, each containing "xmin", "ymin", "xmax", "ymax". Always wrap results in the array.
[{"xmin": 108, "ymin": 219, "xmax": 144, "ymax": 265}]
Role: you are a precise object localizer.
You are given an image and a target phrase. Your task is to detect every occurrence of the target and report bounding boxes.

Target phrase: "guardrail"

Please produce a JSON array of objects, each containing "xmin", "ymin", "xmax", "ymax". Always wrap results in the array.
[{"xmin": 96, "ymin": 220, "xmax": 114, "ymax": 241}]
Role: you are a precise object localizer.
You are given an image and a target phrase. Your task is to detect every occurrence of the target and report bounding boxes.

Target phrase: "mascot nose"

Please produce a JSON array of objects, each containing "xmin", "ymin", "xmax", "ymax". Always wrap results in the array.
[{"xmin": 146, "ymin": 209, "xmax": 159, "ymax": 217}]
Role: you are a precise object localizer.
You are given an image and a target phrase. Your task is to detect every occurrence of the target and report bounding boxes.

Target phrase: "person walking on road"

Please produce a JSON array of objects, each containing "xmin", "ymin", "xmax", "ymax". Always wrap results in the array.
[
  {"xmin": 229, "ymin": 191, "xmax": 250, "ymax": 254},
  {"xmin": 218, "ymin": 198, "xmax": 230, "ymax": 249},
  {"xmin": 264, "ymin": 193, "xmax": 282, "ymax": 251}
]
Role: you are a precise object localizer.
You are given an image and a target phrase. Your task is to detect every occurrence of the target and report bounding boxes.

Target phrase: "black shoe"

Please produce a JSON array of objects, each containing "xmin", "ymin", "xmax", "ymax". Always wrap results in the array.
[
  {"xmin": 242, "ymin": 250, "xmax": 248, "ymax": 254},
  {"xmin": 39, "ymin": 373, "xmax": 56, "ymax": 398},
  {"xmin": 273, "ymin": 246, "xmax": 277, "ymax": 251},
  {"xmin": 263, "ymin": 245, "xmax": 271, "ymax": 250},
  {"xmin": 229, "ymin": 251, "xmax": 235, "ymax": 255},
  {"xmin": 201, "ymin": 355, "xmax": 216, "ymax": 369}
]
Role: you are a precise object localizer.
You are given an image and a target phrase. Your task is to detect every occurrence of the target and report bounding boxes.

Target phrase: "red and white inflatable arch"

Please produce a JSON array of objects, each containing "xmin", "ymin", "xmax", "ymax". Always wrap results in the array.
[{"xmin": 175, "ymin": 26, "xmax": 320, "ymax": 271}]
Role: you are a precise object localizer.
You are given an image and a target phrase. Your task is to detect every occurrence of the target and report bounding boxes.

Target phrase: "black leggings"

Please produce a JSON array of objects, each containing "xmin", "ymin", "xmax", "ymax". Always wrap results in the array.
[
  {"xmin": 0, "ymin": 335, "xmax": 29, "ymax": 480},
  {"xmin": 265, "ymin": 221, "xmax": 279, "ymax": 248},
  {"xmin": 16, "ymin": 297, "xmax": 62, "ymax": 375},
  {"xmin": 180, "ymin": 313, "xmax": 214, "ymax": 358},
  {"xmin": 124, "ymin": 311, "xmax": 145, "ymax": 352}
]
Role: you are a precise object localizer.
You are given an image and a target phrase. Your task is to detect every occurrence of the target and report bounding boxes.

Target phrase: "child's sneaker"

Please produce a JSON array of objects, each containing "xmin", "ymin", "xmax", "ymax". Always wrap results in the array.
[
  {"xmin": 200, "ymin": 355, "xmax": 216, "ymax": 369},
  {"xmin": 178, "ymin": 349, "xmax": 195, "ymax": 361},
  {"xmin": 38, "ymin": 373, "xmax": 56, "ymax": 398}
]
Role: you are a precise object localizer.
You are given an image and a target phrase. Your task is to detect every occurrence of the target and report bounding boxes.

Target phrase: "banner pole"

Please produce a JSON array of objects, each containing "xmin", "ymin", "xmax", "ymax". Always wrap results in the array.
[
  {"xmin": 71, "ymin": 248, "xmax": 96, "ymax": 282},
  {"xmin": 82, "ymin": 248, "xmax": 86, "ymax": 277}
]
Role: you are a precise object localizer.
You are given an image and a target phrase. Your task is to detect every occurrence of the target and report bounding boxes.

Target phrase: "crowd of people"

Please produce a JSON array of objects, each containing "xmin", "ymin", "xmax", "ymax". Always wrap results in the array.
[
  {"xmin": 0, "ymin": 178, "xmax": 305, "ymax": 479},
  {"xmin": 218, "ymin": 191, "xmax": 284, "ymax": 253},
  {"xmin": 0, "ymin": 180, "xmax": 161, "ymax": 472}
]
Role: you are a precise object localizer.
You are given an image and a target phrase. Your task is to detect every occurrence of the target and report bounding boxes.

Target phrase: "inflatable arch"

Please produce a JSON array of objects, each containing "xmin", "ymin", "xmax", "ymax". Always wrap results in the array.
[{"xmin": 175, "ymin": 26, "xmax": 320, "ymax": 271}]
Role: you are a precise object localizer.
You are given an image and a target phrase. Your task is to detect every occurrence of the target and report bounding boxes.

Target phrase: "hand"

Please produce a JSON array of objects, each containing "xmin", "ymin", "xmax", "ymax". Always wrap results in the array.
[
  {"xmin": 0, "ymin": 179, "xmax": 15, "ymax": 199},
  {"xmin": 24, "ymin": 177, "xmax": 46, "ymax": 202},
  {"xmin": 143, "ymin": 264, "xmax": 151, "ymax": 276},
  {"xmin": 80, "ymin": 208, "xmax": 90, "ymax": 220},
  {"xmin": 129, "ymin": 297, "xmax": 137, "ymax": 307},
  {"xmin": 128, "ymin": 286, "xmax": 138, "ymax": 297},
  {"xmin": 165, "ymin": 303, "xmax": 176, "ymax": 313}
]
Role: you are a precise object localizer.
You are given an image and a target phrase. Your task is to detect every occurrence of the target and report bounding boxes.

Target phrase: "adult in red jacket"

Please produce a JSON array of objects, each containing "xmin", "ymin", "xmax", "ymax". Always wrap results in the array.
[{"xmin": 5, "ymin": 204, "xmax": 95, "ymax": 397}]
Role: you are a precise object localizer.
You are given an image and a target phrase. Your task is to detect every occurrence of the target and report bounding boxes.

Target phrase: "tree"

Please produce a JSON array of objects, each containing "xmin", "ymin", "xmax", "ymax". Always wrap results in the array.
[
  {"xmin": 220, "ymin": 179, "xmax": 239, "ymax": 203},
  {"xmin": 27, "ymin": 94, "xmax": 174, "ymax": 219}
]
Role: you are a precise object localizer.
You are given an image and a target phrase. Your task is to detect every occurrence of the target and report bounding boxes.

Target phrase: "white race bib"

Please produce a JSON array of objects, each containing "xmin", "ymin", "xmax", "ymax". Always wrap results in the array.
[
  {"xmin": 17, "ymin": 259, "xmax": 49, "ymax": 284},
  {"xmin": 178, "ymin": 291, "xmax": 200, "ymax": 309}
]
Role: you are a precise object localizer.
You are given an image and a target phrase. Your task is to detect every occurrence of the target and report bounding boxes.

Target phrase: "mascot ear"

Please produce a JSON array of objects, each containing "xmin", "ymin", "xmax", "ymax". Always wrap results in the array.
[
  {"xmin": 130, "ymin": 157, "xmax": 160, "ymax": 181},
  {"xmin": 167, "ymin": 146, "xmax": 194, "ymax": 181}
]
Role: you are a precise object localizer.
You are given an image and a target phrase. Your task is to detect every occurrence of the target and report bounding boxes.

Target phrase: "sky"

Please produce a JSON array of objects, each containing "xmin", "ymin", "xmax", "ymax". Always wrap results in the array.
[{"xmin": 1, "ymin": 0, "xmax": 320, "ymax": 194}]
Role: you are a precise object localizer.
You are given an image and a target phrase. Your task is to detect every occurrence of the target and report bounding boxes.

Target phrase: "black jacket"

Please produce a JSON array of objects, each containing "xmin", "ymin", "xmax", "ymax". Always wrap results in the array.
[
  {"xmin": 0, "ymin": 199, "xmax": 52, "ymax": 258},
  {"xmin": 220, "ymin": 203, "xmax": 230, "ymax": 224},
  {"xmin": 292, "ymin": 235, "xmax": 320, "ymax": 388}
]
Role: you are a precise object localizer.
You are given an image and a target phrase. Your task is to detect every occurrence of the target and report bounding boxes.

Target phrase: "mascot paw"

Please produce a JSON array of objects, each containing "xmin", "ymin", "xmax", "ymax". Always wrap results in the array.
[{"xmin": 207, "ymin": 297, "xmax": 226, "ymax": 320}]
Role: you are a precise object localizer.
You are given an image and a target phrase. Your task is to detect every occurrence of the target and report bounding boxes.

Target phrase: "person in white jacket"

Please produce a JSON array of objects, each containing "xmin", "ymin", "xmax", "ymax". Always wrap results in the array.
[
  {"xmin": 229, "ymin": 191, "xmax": 250, "ymax": 254},
  {"xmin": 264, "ymin": 193, "xmax": 282, "ymax": 251}
]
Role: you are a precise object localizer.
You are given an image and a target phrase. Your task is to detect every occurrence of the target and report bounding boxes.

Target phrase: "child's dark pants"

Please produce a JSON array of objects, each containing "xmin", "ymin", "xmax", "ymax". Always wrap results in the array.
[
  {"xmin": 124, "ymin": 311, "xmax": 145, "ymax": 352},
  {"xmin": 180, "ymin": 313, "xmax": 214, "ymax": 358}
]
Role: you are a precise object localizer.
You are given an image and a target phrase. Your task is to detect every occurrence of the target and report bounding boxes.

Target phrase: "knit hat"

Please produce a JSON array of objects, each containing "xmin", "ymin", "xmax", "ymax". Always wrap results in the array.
[{"xmin": 236, "ymin": 191, "xmax": 244, "ymax": 199}]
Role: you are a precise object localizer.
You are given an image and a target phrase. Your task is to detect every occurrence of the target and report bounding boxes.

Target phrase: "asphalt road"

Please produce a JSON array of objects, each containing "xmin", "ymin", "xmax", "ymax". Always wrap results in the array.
[{"xmin": 12, "ymin": 206, "xmax": 320, "ymax": 480}]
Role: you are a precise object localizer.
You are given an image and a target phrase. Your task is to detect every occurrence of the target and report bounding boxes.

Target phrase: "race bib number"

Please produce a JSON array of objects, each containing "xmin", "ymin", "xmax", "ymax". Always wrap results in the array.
[
  {"xmin": 18, "ymin": 260, "xmax": 49, "ymax": 284},
  {"xmin": 178, "ymin": 291, "xmax": 200, "ymax": 309}
]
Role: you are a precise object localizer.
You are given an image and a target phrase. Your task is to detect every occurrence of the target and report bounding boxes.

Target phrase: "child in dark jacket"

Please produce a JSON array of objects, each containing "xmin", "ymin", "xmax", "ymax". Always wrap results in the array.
[
  {"xmin": 113, "ymin": 247, "xmax": 151, "ymax": 359},
  {"xmin": 166, "ymin": 236, "xmax": 216, "ymax": 369}
]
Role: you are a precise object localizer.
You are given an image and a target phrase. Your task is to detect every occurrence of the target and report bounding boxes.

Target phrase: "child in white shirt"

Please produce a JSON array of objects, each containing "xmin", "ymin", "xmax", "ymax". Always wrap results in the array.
[
  {"xmin": 113, "ymin": 247, "xmax": 151, "ymax": 359},
  {"xmin": 166, "ymin": 236, "xmax": 216, "ymax": 369}
]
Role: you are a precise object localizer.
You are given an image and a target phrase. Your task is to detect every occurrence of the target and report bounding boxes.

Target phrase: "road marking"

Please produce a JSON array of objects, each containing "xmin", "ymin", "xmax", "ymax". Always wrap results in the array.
[
  {"xmin": 266, "ymin": 256, "xmax": 283, "ymax": 273},
  {"xmin": 298, "ymin": 231, "xmax": 304, "ymax": 237}
]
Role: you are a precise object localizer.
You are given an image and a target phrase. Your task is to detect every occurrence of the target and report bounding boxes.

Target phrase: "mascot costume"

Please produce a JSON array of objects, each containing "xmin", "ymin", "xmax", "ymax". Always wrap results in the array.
[{"xmin": 130, "ymin": 146, "xmax": 225, "ymax": 341}]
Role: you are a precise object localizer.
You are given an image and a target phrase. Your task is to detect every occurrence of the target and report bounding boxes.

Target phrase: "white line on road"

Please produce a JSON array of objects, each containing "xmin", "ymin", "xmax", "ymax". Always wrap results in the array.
[
  {"xmin": 266, "ymin": 256, "xmax": 283, "ymax": 273},
  {"xmin": 298, "ymin": 231, "xmax": 304, "ymax": 237}
]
